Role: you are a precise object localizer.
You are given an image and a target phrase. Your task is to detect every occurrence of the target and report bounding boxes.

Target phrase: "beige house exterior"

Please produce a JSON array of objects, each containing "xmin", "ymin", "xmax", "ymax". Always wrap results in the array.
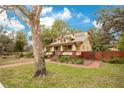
[{"xmin": 44, "ymin": 32, "xmax": 92, "ymax": 56}]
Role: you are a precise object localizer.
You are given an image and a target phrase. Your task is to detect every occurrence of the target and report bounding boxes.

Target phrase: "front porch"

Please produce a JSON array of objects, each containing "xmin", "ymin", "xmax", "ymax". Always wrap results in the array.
[{"xmin": 44, "ymin": 43, "xmax": 83, "ymax": 56}]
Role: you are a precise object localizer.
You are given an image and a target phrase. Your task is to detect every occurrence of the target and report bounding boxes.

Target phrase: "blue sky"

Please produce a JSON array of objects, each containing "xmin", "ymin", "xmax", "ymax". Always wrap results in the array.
[
  {"xmin": 40, "ymin": 5, "xmax": 116, "ymax": 31},
  {"xmin": 0, "ymin": 5, "xmax": 120, "ymax": 35},
  {"xmin": 40, "ymin": 5, "xmax": 113, "ymax": 31}
]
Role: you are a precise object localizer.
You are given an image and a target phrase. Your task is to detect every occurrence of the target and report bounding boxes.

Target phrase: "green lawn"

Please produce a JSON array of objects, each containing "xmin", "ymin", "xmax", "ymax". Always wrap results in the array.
[{"xmin": 0, "ymin": 62, "xmax": 124, "ymax": 88}]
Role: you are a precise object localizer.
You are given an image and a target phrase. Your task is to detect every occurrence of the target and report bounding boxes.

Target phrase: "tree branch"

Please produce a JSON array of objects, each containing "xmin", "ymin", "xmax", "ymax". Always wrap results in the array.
[
  {"xmin": 13, "ymin": 6, "xmax": 30, "ymax": 25},
  {"xmin": 0, "ymin": 6, "xmax": 11, "ymax": 14},
  {"xmin": 32, "ymin": 5, "xmax": 42, "ymax": 17},
  {"xmin": 16, "ymin": 5, "xmax": 31, "ymax": 18},
  {"xmin": 36, "ymin": 6, "xmax": 42, "ymax": 17}
]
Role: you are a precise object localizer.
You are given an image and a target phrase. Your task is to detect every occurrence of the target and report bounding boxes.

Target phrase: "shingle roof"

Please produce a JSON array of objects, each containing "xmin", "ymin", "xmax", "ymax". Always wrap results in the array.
[{"xmin": 49, "ymin": 32, "xmax": 89, "ymax": 46}]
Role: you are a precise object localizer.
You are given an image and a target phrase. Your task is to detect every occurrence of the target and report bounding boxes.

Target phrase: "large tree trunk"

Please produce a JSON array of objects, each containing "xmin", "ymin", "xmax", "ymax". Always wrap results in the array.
[
  {"xmin": 31, "ymin": 18, "xmax": 47, "ymax": 77},
  {"xmin": 13, "ymin": 5, "xmax": 46, "ymax": 77}
]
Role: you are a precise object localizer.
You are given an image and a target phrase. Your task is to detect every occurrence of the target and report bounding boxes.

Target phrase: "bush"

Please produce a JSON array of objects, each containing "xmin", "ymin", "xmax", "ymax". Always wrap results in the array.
[
  {"xmin": 108, "ymin": 57, "xmax": 124, "ymax": 64},
  {"xmin": 16, "ymin": 52, "xmax": 24, "ymax": 58},
  {"xmin": 120, "ymin": 58, "xmax": 124, "ymax": 64},
  {"xmin": 24, "ymin": 52, "xmax": 33, "ymax": 58},
  {"xmin": 58, "ymin": 55, "xmax": 69, "ymax": 63},
  {"xmin": 101, "ymin": 58, "xmax": 106, "ymax": 62},
  {"xmin": 57, "ymin": 55, "xmax": 84, "ymax": 64},
  {"xmin": 70, "ymin": 57, "xmax": 84, "ymax": 64}
]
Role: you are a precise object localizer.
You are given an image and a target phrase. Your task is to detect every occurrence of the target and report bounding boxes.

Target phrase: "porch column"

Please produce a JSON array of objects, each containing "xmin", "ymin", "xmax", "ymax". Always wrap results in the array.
[
  {"xmin": 60, "ymin": 45, "xmax": 63, "ymax": 51},
  {"xmin": 72, "ymin": 44, "xmax": 76, "ymax": 56},
  {"xmin": 80, "ymin": 43, "xmax": 83, "ymax": 51},
  {"xmin": 72, "ymin": 44, "xmax": 76, "ymax": 51},
  {"xmin": 51, "ymin": 46, "xmax": 54, "ymax": 52},
  {"xmin": 60, "ymin": 45, "xmax": 63, "ymax": 55},
  {"xmin": 51, "ymin": 46, "xmax": 55, "ymax": 52},
  {"xmin": 51, "ymin": 46, "xmax": 55, "ymax": 55},
  {"xmin": 44, "ymin": 47, "xmax": 47, "ymax": 52}
]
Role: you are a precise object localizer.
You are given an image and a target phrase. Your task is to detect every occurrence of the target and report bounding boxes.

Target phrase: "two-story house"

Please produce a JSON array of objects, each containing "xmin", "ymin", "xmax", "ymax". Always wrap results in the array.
[{"xmin": 44, "ymin": 32, "xmax": 92, "ymax": 56}]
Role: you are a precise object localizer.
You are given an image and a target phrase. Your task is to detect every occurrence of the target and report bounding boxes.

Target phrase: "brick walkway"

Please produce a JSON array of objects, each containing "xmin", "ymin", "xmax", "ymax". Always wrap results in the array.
[{"xmin": 88, "ymin": 60, "xmax": 100, "ymax": 68}]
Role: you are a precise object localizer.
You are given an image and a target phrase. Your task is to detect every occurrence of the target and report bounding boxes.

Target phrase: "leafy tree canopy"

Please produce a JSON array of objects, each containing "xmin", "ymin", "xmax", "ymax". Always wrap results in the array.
[
  {"xmin": 15, "ymin": 31, "xmax": 27, "ymax": 52},
  {"xmin": 118, "ymin": 32, "xmax": 124, "ymax": 51},
  {"xmin": 96, "ymin": 8, "xmax": 124, "ymax": 38},
  {"xmin": 93, "ymin": 7, "xmax": 124, "ymax": 51},
  {"xmin": 0, "ymin": 26, "xmax": 15, "ymax": 54}
]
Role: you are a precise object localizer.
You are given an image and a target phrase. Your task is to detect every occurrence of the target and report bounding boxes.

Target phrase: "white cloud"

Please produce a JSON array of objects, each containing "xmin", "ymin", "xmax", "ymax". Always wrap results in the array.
[
  {"xmin": 82, "ymin": 17, "xmax": 90, "ymax": 23},
  {"xmin": 76, "ymin": 12, "xmax": 90, "ymax": 23},
  {"xmin": 40, "ymin": 7, "xmax": 72, "ymax": 28},
  {"xmin": 0, "ymin": 10, "xmax": 8, "ymax": 26},
  {"xmin": 40, "ymin": 17, "xmax": 55, "ymax": 28},
  {"xmin": 42, "ymin": 6, "xmax": 53, "ymax": 15},
  {"xmin": 8, "ymin": 18, "xmax": 25, "ymax": 31},
  {"xmin": 92, "ymin": 20, "xmax": 102, "ymax": 29},
  {"xmin": 0, "ymin": 10, "xmax": 25, "ymax": 31},
  {"xmin": 39, "ymin": 7, "xmax": 72, "ymax": 41},
  {"xmin": 54, "ymin": 8, "xmax": 72, "ymax": 20},
  {"xmin": 77, "ymin": 13, "xmax": 83, "ymax": 18}
]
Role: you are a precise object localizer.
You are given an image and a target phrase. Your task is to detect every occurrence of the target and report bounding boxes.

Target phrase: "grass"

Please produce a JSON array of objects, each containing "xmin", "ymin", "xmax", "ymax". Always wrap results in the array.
[
  {"xmin": 0, "ymin": 61, "xmax": 124, "ymax": 88},
  {"xmin": 0, "ymin": 56, "xmax": 33, "ymax": 65}
]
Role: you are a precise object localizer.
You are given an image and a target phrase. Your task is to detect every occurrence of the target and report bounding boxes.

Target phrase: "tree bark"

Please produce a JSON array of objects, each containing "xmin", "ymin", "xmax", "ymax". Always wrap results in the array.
[{"xmin": 31, "ymin": 18, "xmax": 47, "ymax": 77}]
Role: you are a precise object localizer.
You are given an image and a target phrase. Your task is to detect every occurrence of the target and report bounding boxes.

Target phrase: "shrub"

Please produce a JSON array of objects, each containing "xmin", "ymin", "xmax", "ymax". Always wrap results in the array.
[
  {"xmin": 101, "ymin": 58, "xmax": 106, "ymax": 62},
  {"xmin": 108, "ymin": 57, "xmax": 124, "ymax": 64},
  {"xmin": 58, "ymin": 55, "xmax": 69, "ymax": 63},
  {"xmin": 57, "ymin": 56, "xmax": 84, "ymax": 64},
  {"xmin": 24, "ymin": 52, "xmax": 33, "ymax": 58},
  {"xmin": 16, "ymin": 52, "xmax": 24, "ymax": 58},
  {"xmin": 71, "ymin": 57, "xmax": 84, "ymax": 64}
]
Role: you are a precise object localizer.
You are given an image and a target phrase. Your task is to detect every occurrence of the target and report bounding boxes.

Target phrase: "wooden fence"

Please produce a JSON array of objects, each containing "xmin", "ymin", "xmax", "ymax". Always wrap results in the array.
[{"xmin": 81, "ymin": 51, "xmax": 124, "ymax": 61}]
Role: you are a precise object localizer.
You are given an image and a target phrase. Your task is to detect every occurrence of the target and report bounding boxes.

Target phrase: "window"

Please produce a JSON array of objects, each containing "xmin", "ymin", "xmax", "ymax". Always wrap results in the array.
[
  {"xmin": 68, "ymin": 45, "xmax": 72, "ymax": 51},
  {"xmin": 55, "ymin": 46, "xmax": 59, "ymax": 51}
]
